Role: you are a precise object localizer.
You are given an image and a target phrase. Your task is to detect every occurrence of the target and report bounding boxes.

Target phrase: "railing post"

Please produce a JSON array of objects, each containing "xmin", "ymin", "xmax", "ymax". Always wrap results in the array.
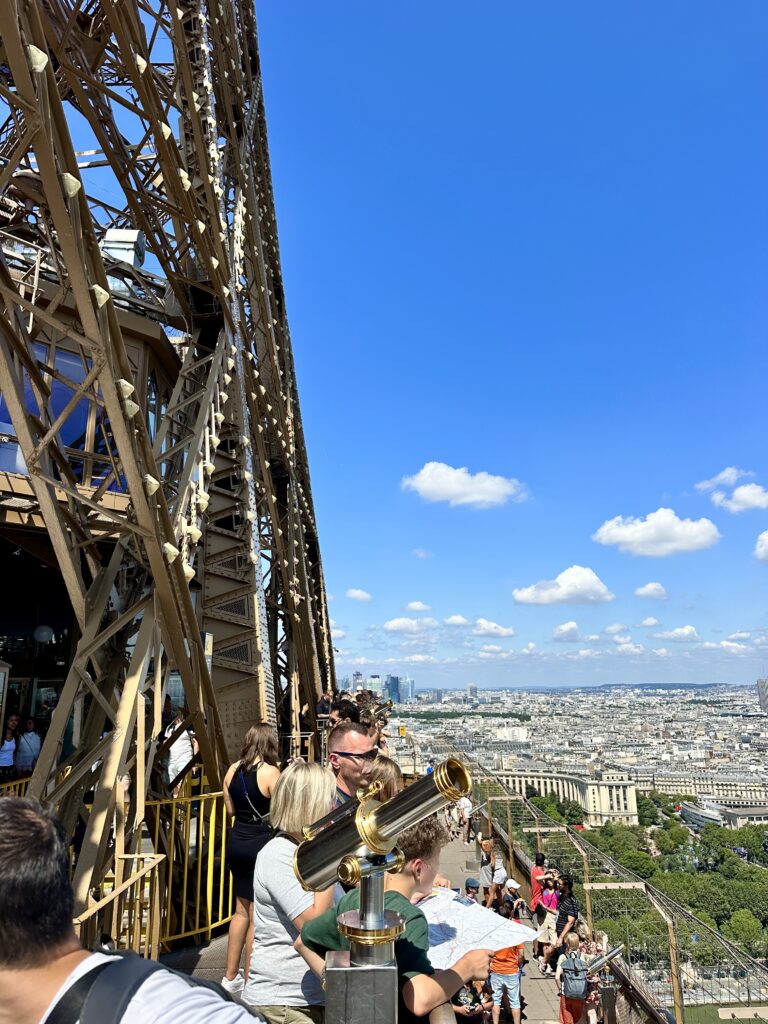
[
  {"xmin": 666, "ymin": 919, "xmax": 685, "ymax": 1024},
  {"xmin": 569, "ymin": 835, "xmax": 594, "ymax": 936},
  {"xmin": 505, "ymin": 799, "xmax": 514, "ymax": 875},
  {"xmin": 646, "ymin": 888, "xmax": 685, "ymax": 1024},
  {"xmin": 601, "ymin": 982, "xmax": 618, "ymax": 1024}
]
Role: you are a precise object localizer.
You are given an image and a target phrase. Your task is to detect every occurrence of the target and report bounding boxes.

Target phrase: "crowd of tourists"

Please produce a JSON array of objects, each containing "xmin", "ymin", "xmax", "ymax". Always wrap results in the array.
[
  {"xmin": 0, "ymin": 688, "xmax": 602, "ymax": 1024},
  {"xmin": 434, "ymin": 822, "xmax": 601, "ymax": 1024}
]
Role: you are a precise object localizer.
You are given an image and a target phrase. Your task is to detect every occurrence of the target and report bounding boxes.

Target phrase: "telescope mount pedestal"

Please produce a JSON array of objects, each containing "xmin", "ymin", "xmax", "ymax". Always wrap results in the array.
[{"xmin": 325, "ymin": 854, "xmax": 405, "ymax": 1024}]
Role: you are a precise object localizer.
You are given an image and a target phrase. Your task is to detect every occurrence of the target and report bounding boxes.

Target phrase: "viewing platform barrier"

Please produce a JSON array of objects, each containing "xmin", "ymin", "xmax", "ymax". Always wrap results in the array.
[
  {"xmin": 427, "ymin": 735, "xmax": 768, "ymax": 1024},
  {"xmin": 0, "ymin": 775, "xmax": 30, "ymax": 798},
  {"xmin": 74, "ymin": 853, "xmax": 164, "ymax": 959},
  {"xmin": 142, "ymin": 787, "xmax": 236, "ymax": 948}
]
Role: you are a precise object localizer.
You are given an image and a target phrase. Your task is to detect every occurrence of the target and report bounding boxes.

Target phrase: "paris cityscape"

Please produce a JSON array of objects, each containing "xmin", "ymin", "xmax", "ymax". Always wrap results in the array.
[{"xmin": 376, "ymin": 678, "xmax": 768, "ymax": 825}]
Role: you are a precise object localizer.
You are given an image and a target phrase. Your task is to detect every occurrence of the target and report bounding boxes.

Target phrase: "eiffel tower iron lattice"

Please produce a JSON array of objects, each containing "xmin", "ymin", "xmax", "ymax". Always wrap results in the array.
[{"xmin": 0, "ymin": 0, "xmax": 334, "ymax": 906}]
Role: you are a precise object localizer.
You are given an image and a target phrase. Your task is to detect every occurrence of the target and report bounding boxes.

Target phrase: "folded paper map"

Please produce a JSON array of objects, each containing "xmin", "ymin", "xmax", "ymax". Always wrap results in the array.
[{"xmin": 418, "ymin": 888, "xmax": 541, "ymax": 970}]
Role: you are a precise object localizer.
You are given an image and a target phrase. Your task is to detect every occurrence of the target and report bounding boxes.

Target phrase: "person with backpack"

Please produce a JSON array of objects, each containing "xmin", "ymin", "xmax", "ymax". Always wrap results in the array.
[
  {"xmin": 576, "ymin": 924, "xmax": 604, "ymax": 1024},
  {"xmin": 0, "ymin": 797, "xmax": 260, "ymax": 1024},
  {"xmin": 221, "ymin": 723, "xmax": 281, "ymax": 995},
  {"xmin": 555, "ymin": 933, "xmax": 589, "ymax": 1024}
]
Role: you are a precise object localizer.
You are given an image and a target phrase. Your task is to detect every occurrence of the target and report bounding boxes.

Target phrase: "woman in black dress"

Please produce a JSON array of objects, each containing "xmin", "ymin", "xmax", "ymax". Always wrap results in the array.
[{"xmin": 221, "ymin": 723, "xmax": 281, "ymax": 994}]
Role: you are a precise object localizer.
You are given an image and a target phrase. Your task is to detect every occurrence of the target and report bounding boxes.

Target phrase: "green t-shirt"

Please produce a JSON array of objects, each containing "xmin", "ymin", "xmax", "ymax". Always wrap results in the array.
[{"xmin": 301, "ymin": 889, "xmax": 435, "ymax": 1022}]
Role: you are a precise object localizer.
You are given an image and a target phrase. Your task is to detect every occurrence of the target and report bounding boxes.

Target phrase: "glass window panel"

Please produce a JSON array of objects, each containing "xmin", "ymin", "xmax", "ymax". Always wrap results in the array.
[
  {"xmin": 0, "ymin": 342, "xmax": 48, "ymax": 473},
  {"xmin": 51, "ymin": 349, "xmax": 90, "ymax": 450}
]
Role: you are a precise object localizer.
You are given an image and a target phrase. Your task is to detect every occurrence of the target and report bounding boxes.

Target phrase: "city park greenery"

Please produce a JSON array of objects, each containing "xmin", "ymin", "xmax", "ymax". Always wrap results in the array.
[
  {"xmin": 516, "ymin": 786, "xmax": 768, "ymax": 959},
  {"xmin": 581, "ymin": 793, "xmax": 768, "ymax": 960}
]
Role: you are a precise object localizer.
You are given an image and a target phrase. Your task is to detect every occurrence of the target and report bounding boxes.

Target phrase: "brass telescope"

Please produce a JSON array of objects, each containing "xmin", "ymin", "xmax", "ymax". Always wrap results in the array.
[
  {"xmin": 300, "ymin": 756, "xmax": 472, "ymax": 1024},
  {"xmin": 294, "ymin": 757, "xmax": 471, "ymax": 891}
]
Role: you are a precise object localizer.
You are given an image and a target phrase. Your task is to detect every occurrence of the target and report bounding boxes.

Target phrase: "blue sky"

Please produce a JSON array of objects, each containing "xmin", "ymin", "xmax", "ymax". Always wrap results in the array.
[{"xmin": 257, "ymin": 1, "xmax": 768, "ymax": 687}]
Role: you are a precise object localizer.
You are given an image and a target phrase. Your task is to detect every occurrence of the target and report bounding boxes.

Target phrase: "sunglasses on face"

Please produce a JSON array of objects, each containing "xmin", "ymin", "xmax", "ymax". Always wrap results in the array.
[{"xmin": 332, "ymin": 747, "xmax": 379, "ymax": 762}]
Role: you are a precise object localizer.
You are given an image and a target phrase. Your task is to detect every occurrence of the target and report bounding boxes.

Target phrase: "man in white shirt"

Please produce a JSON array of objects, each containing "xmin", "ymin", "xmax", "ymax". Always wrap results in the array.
[
  {"xmin": 457, "ymin": 794, "xmax": 473, "ymax": 844},
  {"xmin": 0, "ymin": 797, "xmax": 260, "ymax": 1024}
]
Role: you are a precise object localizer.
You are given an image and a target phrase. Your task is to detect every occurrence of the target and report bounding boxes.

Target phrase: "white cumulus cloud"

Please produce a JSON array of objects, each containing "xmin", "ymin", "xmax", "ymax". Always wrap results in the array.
[
  {"xmin": 653, "ymin": 625, "xmax": 700, "ymax": 642},
  {"xmin": 640, "ymin": 617, "xmax": 660, "ymax": 627},
  {"xmin": 444, "ymin": 614, "xmax": 469, "ymax": 626},
  {"xmin": 473, "ymin": 618, "xmax": 516, "ymax": 637},
  {"xmin": 404, "ymin": 654, "xmax": 437, "ymax": 664},
  {"xmin": 552, "ymin": 621, "xmax": 580, "ymax": 642},
  {"xmin": 695, "ymin": 467, "xmax": 753, "ymax": 492},
  {"xmin": 616, "ymin": 642, "xmax": 644, "ymax": 654},
  {"xmin": 635, "ymin": 582, "xmax": 668, "ymax": 600},
  {"xmin": 652, "ymin": 648, "xmax": 669, "ymax": 657},
  {"xmin": 512, "ymin": 565, "xmax": 615, "ymax": 605},
  {"xmin": 401, "ymin": 461, "xmax": 529, "ymax": 509},
  {"xmin": 605, "ymin": 623, "xmax": 627, "ymax": 635},
  {"xmin": 756, "ymin": 531, "xmax": 768, "ymax": 562},
  {"xmin": 383, "ymin": 616, "xmax": 438, "ymax": 634},
  {"xmin": 728, "ymin": 631, "xmax": 751, "ymax": 641},
  {"xmin": 332, "ymin": 629, "xmax": 347, "ymax": 639},
  {"xmin": 480, "ymin": 644, "xmax": 503, "ymax": 653},
  {"xmin": 712, "ymin": 483, "xmax": 768, "ymax": 513},
  {"xmin": 522, "ymin": 642, "xmax": 537, "ymax": 654},
  {"xmin": 593, "ymin": 507, "xmax": 720, "ymax": 557},
  {"xmin": 612, "ymin": 634, "xmax": 632, "ymax": 645},
  {"xmin": 406, "ymin": 600, "xmax": 431, "ymax": 612},
  {"xmin": 412, "ymin": 548, "xmax": 432, "ymax": 559},
  {"xmin": 701, "ymin": 640, "xmax": 749, "ymax": 653},
  {"xmin": 346, "ymin": 588, "xmax": 372, "ymax": 602}
]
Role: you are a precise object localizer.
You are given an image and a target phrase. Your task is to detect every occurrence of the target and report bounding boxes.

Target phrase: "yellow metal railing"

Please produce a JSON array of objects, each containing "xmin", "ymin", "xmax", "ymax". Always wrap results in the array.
[
  {"xmin": 145, "ymin": 788, "xmax": 235, "ymax": 946},
  {"xmin": 74, "ymin": 854, "xmax": 164, "ymax": 959},
  {"xmin": 0, "ymin": 775, "xmax": 31, "ymax": 798}
]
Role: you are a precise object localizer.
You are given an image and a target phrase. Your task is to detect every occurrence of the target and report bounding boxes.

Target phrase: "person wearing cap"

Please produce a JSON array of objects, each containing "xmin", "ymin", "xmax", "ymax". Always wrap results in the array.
[
  {"xmin": 502, "ymin": 878, "xmax": 527, "ymax": 917},
  {"xmin": 464, "ymin": 878, "xmax": 480, "ymax": 902}
]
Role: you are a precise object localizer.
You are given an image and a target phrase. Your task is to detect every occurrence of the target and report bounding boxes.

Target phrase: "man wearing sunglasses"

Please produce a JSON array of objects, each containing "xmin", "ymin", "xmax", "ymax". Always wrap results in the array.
[{"xmin": 327, "ymin": 721, "xmax": 377, "ymax": 806}]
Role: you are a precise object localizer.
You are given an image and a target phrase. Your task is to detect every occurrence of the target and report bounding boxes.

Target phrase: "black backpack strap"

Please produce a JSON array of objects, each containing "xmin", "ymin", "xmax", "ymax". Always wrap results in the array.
[
  {"xmin": 47, "ymin": 952, "xmax": 234, "ymax": 1024},
  {"xmin": 81, "ymin": 956, "xmax": 167, "ymax": 1024},
  {"xmin": 44, "ymin": 962, "xmax": 112, "ymax": 1024},
  {"xmin": 81, "ymin": 952, "xmax": 234, "ymax": 1024}
]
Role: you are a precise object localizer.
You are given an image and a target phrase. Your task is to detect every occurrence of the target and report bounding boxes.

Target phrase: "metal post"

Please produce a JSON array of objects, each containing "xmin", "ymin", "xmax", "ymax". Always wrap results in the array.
[
  {"xmin": 646, "ymin": 888, "xmax": 685, "ymax": 1024},
  {"xmin": 505, "ymin": 798, "xmax": 514, "ymax": 876},
  {"xmin": 666, "ymin": 919, "xmax": 685, "ymax": 1024},
  {"xmin": 570, "ymin": 836, "xmax": 594, "ymax": 936},
  {"xmin": 601, "ymin": 983, "xmax": 618, "ymax": 1024},
  {"xmin": 359, "ymin": 871, "xmax": 385, "ymax": 930}
]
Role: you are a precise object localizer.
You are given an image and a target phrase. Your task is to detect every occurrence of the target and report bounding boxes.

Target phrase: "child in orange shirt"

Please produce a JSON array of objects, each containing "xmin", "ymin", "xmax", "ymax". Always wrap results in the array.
[{"xmin": 489, "ymin": 941, "xmax": 524, "ymax": 1024}]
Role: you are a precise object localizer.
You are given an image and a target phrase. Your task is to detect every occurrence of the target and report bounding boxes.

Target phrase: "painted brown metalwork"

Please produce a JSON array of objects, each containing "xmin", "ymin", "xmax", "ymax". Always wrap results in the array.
[{"xmin": 0, "ymin": 0, "xmax": 333, "ymax": 907}]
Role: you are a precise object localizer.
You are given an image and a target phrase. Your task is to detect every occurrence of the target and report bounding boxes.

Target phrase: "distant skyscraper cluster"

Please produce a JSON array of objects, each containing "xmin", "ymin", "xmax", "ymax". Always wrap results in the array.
[
  {"xmin": 338, "ymin": 672, "xmax": 415, "ymax": 703},
  {"xmin": 757, "ymin": 677, "xmax": 768, "ymax": 713}
]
